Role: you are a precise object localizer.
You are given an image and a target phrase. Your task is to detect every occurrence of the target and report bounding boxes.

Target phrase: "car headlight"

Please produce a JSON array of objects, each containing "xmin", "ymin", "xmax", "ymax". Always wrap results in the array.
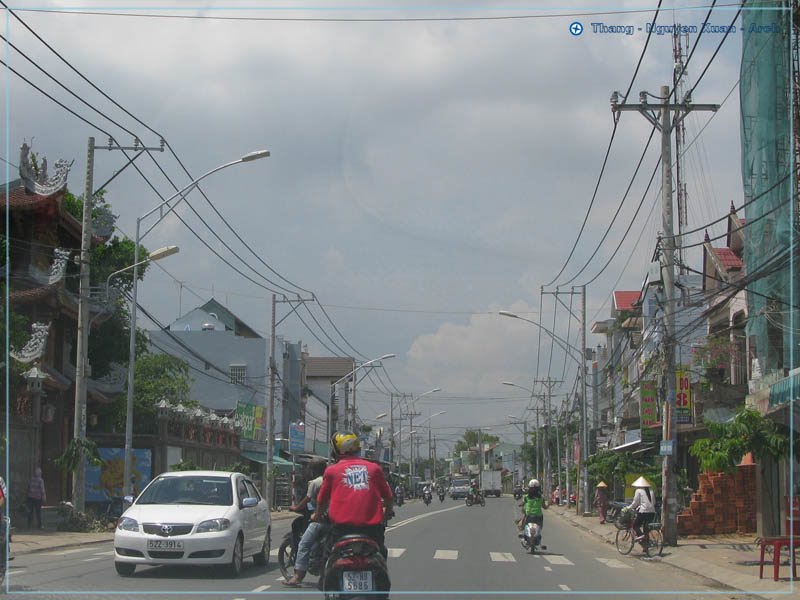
[
  {"xmin": 196, "ymin": 518, "xmax": 231, "ymax": 533},
  {"xmin": 117, "ymin": 517, "xmax": 139, "ymax": 532}
]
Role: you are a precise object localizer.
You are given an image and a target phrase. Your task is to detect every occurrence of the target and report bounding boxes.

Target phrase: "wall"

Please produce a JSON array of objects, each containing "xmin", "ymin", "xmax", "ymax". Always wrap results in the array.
[{"xmin": 677, "ymin": 465, "xmax": 757, "ymax": 536}]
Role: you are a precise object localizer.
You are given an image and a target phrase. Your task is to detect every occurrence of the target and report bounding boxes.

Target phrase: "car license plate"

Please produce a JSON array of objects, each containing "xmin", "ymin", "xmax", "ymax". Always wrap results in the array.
[
  {"xmin": 147, "ymin": 539, "xmax": 184, "ymax": 550},
  {"xmin": 342, "ymin": 571, "xmax": 373, "ymax": 592}
]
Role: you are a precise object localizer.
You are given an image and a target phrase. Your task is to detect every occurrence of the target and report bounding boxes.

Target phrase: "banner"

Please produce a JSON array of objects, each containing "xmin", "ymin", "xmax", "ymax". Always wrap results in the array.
[
  {"xmin": 640, "ymin": 380, "xmax": 658, "ymax": 441},
  {"xmin": 85, "ymin": 447, "xmax": 152, "ymax": 501},
  {"xmin": 289, "ymin": 421, "xmax": 305, "ymax": 454},
  {"xmin": 236, "ymin": 401, "xmax": 266, "ymax": 441},
  {"xmin": 676, "ymin": 366, "xmax": 693, "ymax": 424}
]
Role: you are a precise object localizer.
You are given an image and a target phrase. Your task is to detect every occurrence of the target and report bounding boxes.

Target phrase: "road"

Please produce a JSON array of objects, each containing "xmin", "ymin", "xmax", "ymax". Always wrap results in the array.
[{"xmin": 7, "ymin": 496, "xmax": 746, "ymax": 599}]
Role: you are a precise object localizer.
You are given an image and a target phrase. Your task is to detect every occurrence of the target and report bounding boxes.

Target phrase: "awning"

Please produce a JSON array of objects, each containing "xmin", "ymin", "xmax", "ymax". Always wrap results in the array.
[
  {"xmin": 241, "ymin": 451, "xmax": 294, "ymax": 471},
  {"xmin": 769, "ymin": 373, "xmax": 800, "ymax": 408}
]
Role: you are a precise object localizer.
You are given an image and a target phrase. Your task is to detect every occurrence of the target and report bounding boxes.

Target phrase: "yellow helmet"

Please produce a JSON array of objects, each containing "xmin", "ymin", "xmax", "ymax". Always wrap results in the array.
[{"xmin": 332, "ymin": 432, "xmax": 361, "ymax": 455}]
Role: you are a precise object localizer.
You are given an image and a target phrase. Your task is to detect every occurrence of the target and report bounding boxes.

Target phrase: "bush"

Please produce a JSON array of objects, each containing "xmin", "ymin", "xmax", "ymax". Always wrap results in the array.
[{"xmin": 56, "ymin": 503, "xmax": 108, "ymax": 533}]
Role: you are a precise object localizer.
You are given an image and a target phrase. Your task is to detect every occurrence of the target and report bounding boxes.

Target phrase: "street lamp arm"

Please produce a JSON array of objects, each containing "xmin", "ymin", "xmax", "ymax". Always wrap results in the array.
[
  {"xmin": 498, "ymin": 311, "xmax": 584, "ymax": 366},
  {"xmin": 333, "ymin": 354, "xmax": 395, "ymax": 387},
  {"xmin": 105, "ymin": 246, "xmax": 179, "ymax": 294}
]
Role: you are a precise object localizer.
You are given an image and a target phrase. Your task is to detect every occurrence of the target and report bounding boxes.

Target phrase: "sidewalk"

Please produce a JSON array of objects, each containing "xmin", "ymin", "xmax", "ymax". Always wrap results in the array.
[
  {"xmin": 550, "ymin": 504, "xmax": 796, "ymax": 597},
  {"xmin": 10, "ymin": 510, "xmax": 295, "ymax": 556}
]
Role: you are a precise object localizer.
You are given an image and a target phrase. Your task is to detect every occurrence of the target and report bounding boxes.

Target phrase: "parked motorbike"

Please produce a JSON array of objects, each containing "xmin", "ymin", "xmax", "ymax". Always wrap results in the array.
[
  {"xmin": 518, "ymin": 518, "xmax": 546, "ymax": 554},
  {"xmin": 278, "ymin": 512, "xmax": 325, "ymax": 581},
  {"xmin": 423, "ymin": 491, "xmax": 432, "ymax": 506},
  {"xmin": 465, "ymin": 492, "xmax": 485, "ymax": 507},
  {"xmin": 320, "ymin": 516, "xmax": 392, "ymax": 600}
]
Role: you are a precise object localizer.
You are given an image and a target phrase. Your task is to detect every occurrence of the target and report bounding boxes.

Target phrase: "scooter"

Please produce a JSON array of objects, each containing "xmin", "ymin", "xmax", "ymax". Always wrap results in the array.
[
  {"xmin": 465, "ymin": 492, "xmax": 485, "ymax": 507},
  {"xmin": 518, "ymin": 518, "xmax": 546, "ymax": 554},
  {"xmin": 278, "ymin": 511, "xmax": 325, "ymax": 581},
  {"xmin": 513, "ymin": 486, "xmax": 523, "ymax": 500},
  {"xmin": 423, "ymin": 491, "xmax": 432, "ymax": 506},
  {"xmin": 438, "ymin": 491, "xmax": 446, "ymax": 503},
  {"xmin": 320, "ymin": 516, "xmax": 392, "ymax": 600}
]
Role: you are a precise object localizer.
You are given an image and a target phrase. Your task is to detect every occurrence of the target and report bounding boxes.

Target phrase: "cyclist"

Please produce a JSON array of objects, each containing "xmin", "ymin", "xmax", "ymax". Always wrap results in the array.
[
  {"xmin": 520, "ymin": 479, "xmax": 548, "ymax": 549},
  {"xmin": 627, "ymin": 476, "xmax": 656, "ymax": 546}
]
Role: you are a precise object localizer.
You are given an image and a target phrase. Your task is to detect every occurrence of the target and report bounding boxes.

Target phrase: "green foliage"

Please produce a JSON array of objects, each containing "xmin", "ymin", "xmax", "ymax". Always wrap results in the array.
[
  {"xmin": 585, "ymin": 449, "xmax": 662, "ymax": 497},
  {"xmin": 454, "ymin": 429, "xmax": 500, "ymax": 453},
  {"xmin": 0, "ymin": 282, "xmax": 31, "ymax": 389},
  {"xmin": 54, "ymin": 438, "xmax": 103, "ymax": 473},
  {"xmin": 99, "ymin": 353, "xmax": 193, "ymax": 435},
  {"xmin": 169, "ymin": 459, "xmax": 199, "ymax": 471},
  {"xmin": 690, "ymin": 406, "xmax": 800, "ymax": 473},
  {"xmin": 223, "ymin": 461, "xmax": 257, "ymax": 477}
]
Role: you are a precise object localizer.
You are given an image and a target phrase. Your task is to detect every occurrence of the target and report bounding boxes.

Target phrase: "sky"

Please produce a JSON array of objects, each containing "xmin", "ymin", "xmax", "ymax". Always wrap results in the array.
[{"xmin": 4, "ymin": 0, "xmax": 750, "ymax": 452}]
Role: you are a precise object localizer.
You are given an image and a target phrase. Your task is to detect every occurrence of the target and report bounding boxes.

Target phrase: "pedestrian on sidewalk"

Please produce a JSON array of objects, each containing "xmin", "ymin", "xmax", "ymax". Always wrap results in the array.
[
  {"xmin": 594, "ymin": 481, "xmax": 609, "ymax": 524},
  {"xmin": 26, "ymin": 467, "xmax": 46, "ymax": 529}
]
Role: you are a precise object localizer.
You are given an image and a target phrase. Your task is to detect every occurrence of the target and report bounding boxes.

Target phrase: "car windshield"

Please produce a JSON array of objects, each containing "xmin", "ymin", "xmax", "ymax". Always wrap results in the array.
[
  {"xmin": 136, "ymin": 476, "xmax": 233, "ymax": 506},
  {"xmin": 452, "ymin": 479, "xmax": 470, "ymax": 487}
]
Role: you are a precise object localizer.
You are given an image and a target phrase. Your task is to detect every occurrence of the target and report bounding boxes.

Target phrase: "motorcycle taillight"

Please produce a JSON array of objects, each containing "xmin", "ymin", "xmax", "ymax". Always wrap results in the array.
[{"xmin": 334, "ymin": 556, "xmax": 372, "ymax": 570}]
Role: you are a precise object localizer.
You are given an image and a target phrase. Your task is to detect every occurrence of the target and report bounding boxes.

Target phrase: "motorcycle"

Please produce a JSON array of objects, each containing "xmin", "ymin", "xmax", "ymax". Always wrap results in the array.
[
  {"xmin": 438, "ymin": 491, "xmax": 446, "ymax": 503},
  {"xmin": 394, "ymin": 491, "xmax": 404, "ymax": 507},
  {"xmin": 513, "ymin": 486, "xmax": 523, "ymax": 500},
  {"xmin": 464, "ymin": 492, "xmax": 485, "ymax": 507},
  {"xmin": 423, "ymin": 491, "xmax": 432, "ymax": 506},
  {"xmin": 320, "ymin": 516, "xmax": 392, "ymax": 600},
  {"xmin": 518, "ymin": 518, "xmax": 546, "ymax": 554},
  {"xmin": 278, "ymin": 512, "xmax": 325, "ymax": 581}
]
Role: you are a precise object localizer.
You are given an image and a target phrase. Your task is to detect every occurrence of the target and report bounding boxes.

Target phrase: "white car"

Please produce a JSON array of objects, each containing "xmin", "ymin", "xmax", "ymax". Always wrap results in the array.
[{"xmin": 114, "ymin": 470, "xmax": 271, "ymax": 577}]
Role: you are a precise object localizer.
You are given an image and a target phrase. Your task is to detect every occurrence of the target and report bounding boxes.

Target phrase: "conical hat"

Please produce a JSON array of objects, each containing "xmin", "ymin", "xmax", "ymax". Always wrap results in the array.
[
  {"xmin": 596, "ymin": 481, "xmax": 608, "ymax": 488},
  {"xmin": 632, "ymin": 476, "xmax": 651, "ymax": 488}
]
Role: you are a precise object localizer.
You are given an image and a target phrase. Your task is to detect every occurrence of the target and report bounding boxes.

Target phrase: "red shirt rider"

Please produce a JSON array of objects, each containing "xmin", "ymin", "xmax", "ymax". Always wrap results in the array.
[{"xmin": 316, "ymin": 453, "xmax": 393, "ymax": 526}]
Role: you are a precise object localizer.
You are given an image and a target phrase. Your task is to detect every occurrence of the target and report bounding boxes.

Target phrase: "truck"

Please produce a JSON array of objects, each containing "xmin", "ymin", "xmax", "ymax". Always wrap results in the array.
[
  {"xmin": 449, "ymin": 477, "xmax": 471, "ymax": 500},
  {"xmin": 481, "ymin": 470, "xmax": 503, "ymax": 498}
]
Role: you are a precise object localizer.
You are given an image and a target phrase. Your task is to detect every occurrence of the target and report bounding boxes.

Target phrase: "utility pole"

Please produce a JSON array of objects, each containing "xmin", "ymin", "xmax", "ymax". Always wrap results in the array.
[
  {"xmin": 581, "ymin": 285, "xmax": 589, "ymax": 516},
  {"xmin": 404, "ymin": 409, "xmax": 420, "ymax": 487},
  {"xmin": 533, "ymin": 378, "xmax": 561, "ymax": 496},
  {"xmin": 389, "ymin": 393, "xmax": 395, "ymax": 466},
  {"xmin": 266, "ymin": 294, "xmax": 277, "ymax": 508},
  {"xmin": 611, "ymin": 85, "xmax": 717, "ymax": 545}
]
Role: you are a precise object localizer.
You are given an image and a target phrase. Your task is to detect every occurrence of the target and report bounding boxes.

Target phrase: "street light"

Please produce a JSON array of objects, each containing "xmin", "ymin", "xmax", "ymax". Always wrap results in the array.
[
  {"xmin": 499, "ymin": 310, "xmax": 589, "ymax": 516},
  {"xmin": 122, "ymin": 150, "xmax": 269, "ymax": 498},
  {"xmin": 408, "ymin": 388, "xmax": 442, "ymax": 484},
  {"xmin": 105, "ymin": 246, "xmax": 179, "ymax": 296}
]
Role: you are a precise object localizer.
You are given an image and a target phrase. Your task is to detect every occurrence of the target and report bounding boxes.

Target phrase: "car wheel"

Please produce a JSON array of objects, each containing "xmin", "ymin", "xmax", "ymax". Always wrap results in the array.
[
  {"xmin": 114, "ymin": 562, "xmax": 136, "ymax": 577},
  {"xmin": 253, "ymin": 529, "xmax": 270, "ymax": 566},
  {"xmin": 227, "ymin": 534, "xmax": 244, "ymax": 577}
]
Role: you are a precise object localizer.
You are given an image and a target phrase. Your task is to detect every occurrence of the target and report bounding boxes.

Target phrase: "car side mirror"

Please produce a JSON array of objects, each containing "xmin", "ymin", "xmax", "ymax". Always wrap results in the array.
[
  {"xmin": 241, "ymin": 497, "xmax": 259, "ymax": 508},
  {"xmin": 123, "ymin": 495, "xmax": 134, "ymax": 506}
]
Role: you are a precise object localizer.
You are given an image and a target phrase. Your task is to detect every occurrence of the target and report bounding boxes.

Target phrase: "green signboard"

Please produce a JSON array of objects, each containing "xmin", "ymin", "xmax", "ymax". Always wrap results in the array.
[{"xmin": 236, "ymin": 401, "xmax": 266, "ymax": 442}]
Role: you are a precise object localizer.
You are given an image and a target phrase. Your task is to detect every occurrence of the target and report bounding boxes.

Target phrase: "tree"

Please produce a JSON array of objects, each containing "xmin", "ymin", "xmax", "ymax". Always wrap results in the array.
[
  {"xmin": 454, "ymin": 429, "xmax": 500, "ymax": 453},
  {"xmin": 689, "ymin": 406, "xmax": 800, "ymax": 474},
  {"xmin": 98, "ymin": 353, "xmax": 193, "ymax": 434}
]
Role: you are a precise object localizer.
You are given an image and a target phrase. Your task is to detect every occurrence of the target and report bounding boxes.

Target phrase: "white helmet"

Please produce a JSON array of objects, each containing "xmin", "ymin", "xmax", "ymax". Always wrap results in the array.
[{"xmin": 528, "ymin": 479, "xmax": 540, "ymax": 488}]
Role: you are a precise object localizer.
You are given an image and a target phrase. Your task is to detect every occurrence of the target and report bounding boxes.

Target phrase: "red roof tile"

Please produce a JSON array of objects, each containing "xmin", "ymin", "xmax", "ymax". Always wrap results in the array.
[
  {"xmin": 3, "ymin": 186, "xmax": 60, "ymax": 210},
  {"xmin": 711, "ymin": 247, "xmax": 743, "ymax": 270},
  {"xmin": 9, "ymin": 285, "xmax": 53, "ymax": 304},
  {"xmin": 613, "ymin": 291, "xmax": 640, "ymax": 312}
]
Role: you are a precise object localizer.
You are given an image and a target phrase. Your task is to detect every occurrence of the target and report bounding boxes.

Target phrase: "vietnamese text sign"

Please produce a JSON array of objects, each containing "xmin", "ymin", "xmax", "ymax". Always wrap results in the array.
[
  {"xmin": 236, "ymin": 402, "xmax": 266, "ymax": 441},
  {"xmin": 676, "ymin": 366, "xmax": 693, "ymax": 424},
  {"xmin": 640, "ymin": 380, "xmax": 658, "ymax": 441},
  {"xmin": 289, "ymin": 422, "xmax": 305, "ymax": 454}
]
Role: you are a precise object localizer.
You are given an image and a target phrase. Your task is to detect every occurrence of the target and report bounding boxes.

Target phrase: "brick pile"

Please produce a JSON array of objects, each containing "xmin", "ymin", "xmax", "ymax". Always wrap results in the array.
[{"xmin": 677, "ymin": 464, "xmax": 757, "ymax": 536}]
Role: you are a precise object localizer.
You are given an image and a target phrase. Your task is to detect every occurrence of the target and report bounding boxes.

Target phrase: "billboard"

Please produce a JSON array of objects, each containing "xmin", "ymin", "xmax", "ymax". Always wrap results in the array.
[
  {"xmin": 676, "ymin": 366, "xmax": 693, "ymax": 424},
  {"xmin": 640, "ymin": 380, "xmax": 658, "ymax": 441},
  {"xmin": 85, "ymin": 447, "xmax": 152, "ymax": 502},
  {"xmin": 289, "ymin": 422, "xmax": 305, "ymax": 454},
  {"xmin": 236, "ymin": 401, "xmax": 267, "ymax": 442}
]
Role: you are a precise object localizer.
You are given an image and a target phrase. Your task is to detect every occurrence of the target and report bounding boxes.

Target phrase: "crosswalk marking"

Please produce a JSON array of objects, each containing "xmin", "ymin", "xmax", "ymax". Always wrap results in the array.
[
  {"xmin": 388, "ymin": 548, "xmax": 406, "ymax": 558},
  {"xmin": 595, "ymin": 557, "xmax": 631, "ymax": 569},
  {"xmin": 433, "ymin": 549, "xmax": 458, "ymax": 560},
  {"xmin": 542, "ymin": 555, "xmax": 574, "ymax": 565},
  {"xmin": 270, "ymin": 548, "xmax": 279, "ymax": 556},
  {"xmin": 251, "ymin": 585, "xmax": 272, "ymax": 592},
  {"xmin": 489, "ymin": 552, "xmax": 516, "ymax": 562},
  {"xmin": 7, "ymin": 569, "xmax": 24, "ymax": 577},
  {"xmin": 544, "ymin": 566, "xmax": 553, "ymax": 571},
  {"xmin": 559, "ymin": 584, "xmax": 571, "ymax": 591},
  {"xmin": 82, "ymin": 557, "xmax": 104, "ymax": 562}
]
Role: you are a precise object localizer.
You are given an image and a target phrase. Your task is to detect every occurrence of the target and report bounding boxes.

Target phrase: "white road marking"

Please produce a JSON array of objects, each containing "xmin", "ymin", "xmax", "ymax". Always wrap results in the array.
[
  {"xmin": 388, "ymin": 505, "xmax": 463, "ymax": 531},
  {"xmin": 542, "ymin": 555, "xmax": 574, "ymax": 565},
  {"xmin": 269, "ymin": 548, "xmax": 279, "ymax": 556},
  {"xmin": 595, "ymin": 557, "xmax": 631, "ymax": 568},
  {"xmin": 7, "ymin": 569, "xmax": 24, "ymax": 577},
  {"xmin": 559, "ymin": 584, "xmax": 571, "ymax": 591},
  {"xmin": 251, "ymin": 585, "xmax": 272, "ymax": 592},
  {"xmin": 433, "ymin": 549, "xmax": 458, "ymax": 560},
  {"xmin": 388, "ymin": 548, "xmax": 406, "ymax": 558},
  {"xmin": 489, "ymin": 552, "xmax": 516, "ymax": 562},
  {"xmin": 93, "ymin": 550, "xmax": 115, "ymax": 556},
  {"xmin": 82, "ymin": 557, "xmax": 104, "ymax": 562},
  {"xmin": 41, "ymin": 548, "xmax": 88, "ymax": 557},
  {"xmin": 275, "ymin": 576, "xmax": 286, "ymax": 581},
  {"xmin": 544, "ymin": 566, "xmax": 553, "ymax": 571}
]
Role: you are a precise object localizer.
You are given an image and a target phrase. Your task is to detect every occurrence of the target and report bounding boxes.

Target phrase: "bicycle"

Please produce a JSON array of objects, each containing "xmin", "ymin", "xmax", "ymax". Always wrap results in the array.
[{"xmin": 615, "ymin": 509, "xmax": 663, "ymax": 557}]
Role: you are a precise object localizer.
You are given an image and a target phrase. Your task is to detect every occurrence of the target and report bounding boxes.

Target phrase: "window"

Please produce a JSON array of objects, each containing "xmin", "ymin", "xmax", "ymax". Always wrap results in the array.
[
  {"xmin": 230, "ymin": 365, "xmax": 247, "ymax": 385},
  {"xmin": 244, "ymin": 480, "xmax": 261, "ymax": 501}
]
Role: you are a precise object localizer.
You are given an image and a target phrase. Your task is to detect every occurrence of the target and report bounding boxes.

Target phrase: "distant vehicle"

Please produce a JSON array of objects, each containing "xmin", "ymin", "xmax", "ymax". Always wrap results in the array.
[
  {"xmin": 449, "ymin": 477, "xmax": 470, "ymax": 500},
  {"xmin": 114, "ymin": 470, "xmax": 270, "ymax": 578},
  {"xmin": 481, "ymin": 470, "xmax": 503, "ymax": 498}
]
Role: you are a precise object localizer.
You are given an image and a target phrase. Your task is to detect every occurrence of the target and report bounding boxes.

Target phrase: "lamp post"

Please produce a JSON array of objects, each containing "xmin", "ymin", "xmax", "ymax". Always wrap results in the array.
[
  {"xmin": 408, "ymin": 387, "xmax": 441, "ymax": 485},
  {"xmin": 419, "ymin": 410, "xmax": 446, "ymax": 483},
  {"xmin": 499, "ymin": 310, "xmax": 590, "ymax": 515},
  {"xmin": 122, "ymin": 150, "xmax": 269, "ymax": 498},
  {"xmin": 327, "ymin": 354, "xmax": 395, "ymax": 460}
]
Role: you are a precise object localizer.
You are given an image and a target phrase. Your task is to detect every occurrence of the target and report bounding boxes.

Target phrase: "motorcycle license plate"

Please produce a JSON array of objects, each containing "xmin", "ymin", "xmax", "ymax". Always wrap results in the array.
[{"xmin": 342, "ymin": 571, "xmax": 374, "ymax": 592}]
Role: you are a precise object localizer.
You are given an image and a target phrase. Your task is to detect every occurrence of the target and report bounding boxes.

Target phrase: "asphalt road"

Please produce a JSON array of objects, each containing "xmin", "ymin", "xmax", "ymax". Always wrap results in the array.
[{"xmin": 6, "ymin": 497, "xmax": 747, "ymax": 600}]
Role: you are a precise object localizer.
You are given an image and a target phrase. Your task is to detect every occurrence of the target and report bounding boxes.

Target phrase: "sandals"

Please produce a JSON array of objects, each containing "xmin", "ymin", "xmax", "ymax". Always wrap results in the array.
[{"xmin": 282, "ymin": 577, "xmax": 303, "ymax": 587}]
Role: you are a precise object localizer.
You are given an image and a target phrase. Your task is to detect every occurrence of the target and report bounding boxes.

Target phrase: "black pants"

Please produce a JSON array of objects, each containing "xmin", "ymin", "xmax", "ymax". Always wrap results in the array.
[
  {"xmin": 633, "ymin": 512, "xmax": 655, "ymax": 537},
  {"xmin": 26, "ymin": 498, "xmax": 42, "ymax": 528}
]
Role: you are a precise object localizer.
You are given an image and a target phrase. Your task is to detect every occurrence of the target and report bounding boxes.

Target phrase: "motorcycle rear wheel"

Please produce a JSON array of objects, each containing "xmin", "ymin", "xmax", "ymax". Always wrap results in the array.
[{"xmin": 278, "ymin": 537, "xmax": 296, "ymax": 580}]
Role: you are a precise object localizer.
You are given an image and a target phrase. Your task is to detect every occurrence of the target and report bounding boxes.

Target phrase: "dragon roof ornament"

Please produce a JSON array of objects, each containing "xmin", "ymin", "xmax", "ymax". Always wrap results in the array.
[
  {"xmin": 10, "ymin": 322, "xmax": 51, "ymax": 364},
  {"xmin": 19, "ymin": 142, "xmax": 72, "ymax": 196},
  {"xmin": 49, "ymin": 248, "xmax": 71, "ymax": 284}
]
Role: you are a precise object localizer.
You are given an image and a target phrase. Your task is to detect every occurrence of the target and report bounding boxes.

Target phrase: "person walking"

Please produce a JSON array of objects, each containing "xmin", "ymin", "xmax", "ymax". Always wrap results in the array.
[
  {"xmin": 594, "ymin": 481, "xmax": 610, "ymax": 524},
  {"xmin": 26, "ymin": 467, "xmax": 46, "ymax": 529}
]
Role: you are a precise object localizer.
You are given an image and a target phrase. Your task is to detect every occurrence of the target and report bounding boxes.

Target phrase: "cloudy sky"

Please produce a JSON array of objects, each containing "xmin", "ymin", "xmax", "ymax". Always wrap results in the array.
[{"xmin": 4, "ymin": 1, "xmax": 748, "ymax": 451}]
